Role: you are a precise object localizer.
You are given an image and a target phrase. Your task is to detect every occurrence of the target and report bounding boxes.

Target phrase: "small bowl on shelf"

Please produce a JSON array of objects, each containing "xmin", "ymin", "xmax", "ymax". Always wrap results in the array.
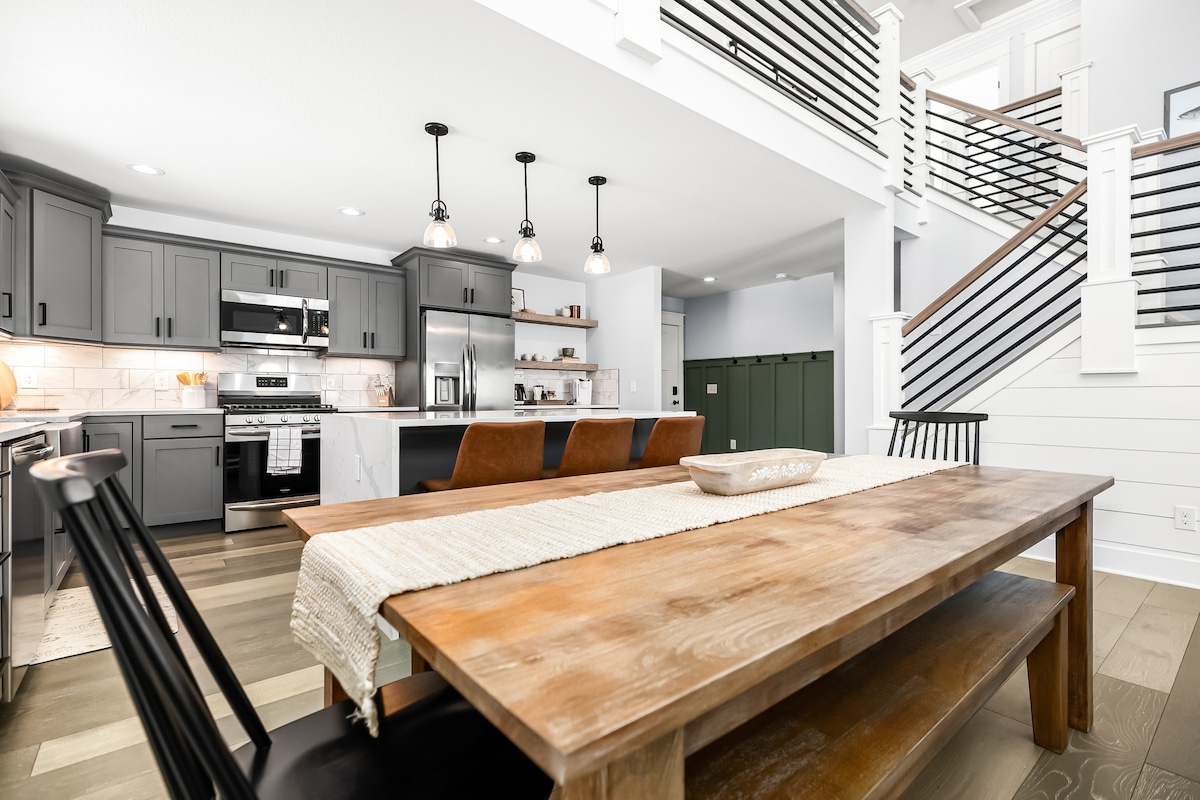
[{"xmin": 680, "ymin": 448, "xmax": 826, "ymax": 495}]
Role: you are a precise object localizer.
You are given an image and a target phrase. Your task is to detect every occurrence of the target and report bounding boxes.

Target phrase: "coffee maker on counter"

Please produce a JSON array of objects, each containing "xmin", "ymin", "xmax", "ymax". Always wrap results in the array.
[{"xmin": 515, "ymin": 383, "xmax": 526, "ymax": 403}]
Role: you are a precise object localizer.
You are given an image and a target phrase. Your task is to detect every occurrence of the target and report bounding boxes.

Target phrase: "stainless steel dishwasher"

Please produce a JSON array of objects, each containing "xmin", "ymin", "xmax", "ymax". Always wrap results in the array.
[{"xmin": 2, "ymin": 432, "xmax": 54, "ymax": 702}]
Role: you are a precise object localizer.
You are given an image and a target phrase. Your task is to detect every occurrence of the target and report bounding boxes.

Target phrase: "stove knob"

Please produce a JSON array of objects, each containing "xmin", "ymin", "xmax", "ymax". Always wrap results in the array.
[
  {"xmin": 314, "ymin": 415, "xmax": 322, "ymax": 423},
  {"xmin": 257, "ymin": 415, "xmax": 266, "ymax": 424},
  {"xmin": 245, "ymin": 415, "xmax": 253, "ymax": 423},
  {"xmin": 281, "ymin": 415, "xmax": 289, "ymax": 423},
  {"xmin": 302, "ymin": 415, "xmax": 311, "ymax": 423}
]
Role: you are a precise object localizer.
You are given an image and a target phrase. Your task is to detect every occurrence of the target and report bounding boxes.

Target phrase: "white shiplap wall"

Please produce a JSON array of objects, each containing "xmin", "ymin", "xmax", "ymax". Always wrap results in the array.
[{"xmin": 948, "ymin": 321, "xmax": 1200, "ymax": 587}]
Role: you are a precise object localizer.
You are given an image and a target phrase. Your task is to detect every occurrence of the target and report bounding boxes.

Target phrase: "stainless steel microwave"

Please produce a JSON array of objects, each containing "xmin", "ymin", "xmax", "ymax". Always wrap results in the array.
[{"xmin": 220, "ymin": 290, "xmax": 329, "ymax": 348}]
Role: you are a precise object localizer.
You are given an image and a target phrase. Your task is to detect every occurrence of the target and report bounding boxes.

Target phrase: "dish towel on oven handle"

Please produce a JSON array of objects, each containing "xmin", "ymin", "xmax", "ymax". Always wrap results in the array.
[
  {"xmin": 267, "ymin": 426, "xmax": 303, "ymax": 475},
  {"xmin": 291, "ymin": 454, "xmax": 963, "ymax": 736}
]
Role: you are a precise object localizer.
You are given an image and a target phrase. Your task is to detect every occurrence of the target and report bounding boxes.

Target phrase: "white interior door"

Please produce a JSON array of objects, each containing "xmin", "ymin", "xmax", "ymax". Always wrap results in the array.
[
  {"xmin": 661, "ymin": 312, "xmax": 684, "ymax": 411},
  {"xmin": 1031, "ymin": 27, "xmax": 1080, "ymax": 94}
]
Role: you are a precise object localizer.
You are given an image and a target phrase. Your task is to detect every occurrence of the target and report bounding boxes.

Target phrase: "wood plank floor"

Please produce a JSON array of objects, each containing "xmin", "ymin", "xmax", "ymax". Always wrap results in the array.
[{"xmin": 1, "ymin": 528, "xmax": 1197, "ymax": 799}]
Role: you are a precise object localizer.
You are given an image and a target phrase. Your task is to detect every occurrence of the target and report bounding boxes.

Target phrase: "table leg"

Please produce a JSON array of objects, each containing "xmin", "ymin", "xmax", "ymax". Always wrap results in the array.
[
  {"xmin": 561, "ymin": 729, "xmax": 684, "ymax": 800},
  {"xmin": 1056, "ymin": 499, "xmax": 1093, "ymax": 732},
  {"xmin": 411, "ymin": 648, "xmax": 431, "ymax": 674},
  {"xmin": 1027, "ymin": 606, "xmax": 1068, "ymax": 752},
  {"xmin": 324, "ymin": 667, "xmax": 349, "ymax": 707}
]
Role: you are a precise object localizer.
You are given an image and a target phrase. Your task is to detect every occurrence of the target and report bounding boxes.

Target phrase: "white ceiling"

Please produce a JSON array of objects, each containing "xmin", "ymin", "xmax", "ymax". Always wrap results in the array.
[
  {"xmin": 893, "ymin": 0, "xmax": 1035, "ymax": 60},
  {"xmin": 0, "ymin": 0, "xmax": 874, "ymax": 300}
]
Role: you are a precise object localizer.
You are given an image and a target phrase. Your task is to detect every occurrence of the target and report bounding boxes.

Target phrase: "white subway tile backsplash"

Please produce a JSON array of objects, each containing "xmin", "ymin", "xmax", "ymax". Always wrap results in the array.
[
  {"xmin": 103, "ymin": 348, "xmax": 157, "ymax": 368},
  {"xmin": 44, "ymin": 344, "xmax": 103, "ymax": 368},
  {"xmin": 104, "ymin": 388, "xmax": 156, "ymax": 408},
  {"xmin": 0, "ymin": 344, "xmax": 45, "ymax": 366},
  {"xmin": 323, "ymin": 357, "xmax": 361, "ymax": 375},
  {"xmin": 58, "ymin": 389, "xmax": 104, "ymax": 409},
  {"xmin": 246, "ymin": 355, "xmax": 288, "ymax": 373},
  {"xmin": 203, "ymin": 352, "xmax": 248, "ymax": 373},
  {"xmin": 128, "ymin": 369, "xmax": 157, "ymax": 389},
  {"xmin": 342, "ymin": 374, "xmax": 371, "ymax": 391},
  {"xmin": 155, "ymin": 390, "xmax": 183, "ymax": 408},
  {"xmin": 287, "ymin": 356, "xmax": 323, "ymax": 374},
  {"xmin": 361, "ymin": 359, "xmax": 397, "ymax": 376},
  {"xmin": 154, "ymin": 350, "xmax": 205, "ymax": 370},
  {"xmin": 74, "ymin": 368, "xmax": 129, "ymax": 389}
]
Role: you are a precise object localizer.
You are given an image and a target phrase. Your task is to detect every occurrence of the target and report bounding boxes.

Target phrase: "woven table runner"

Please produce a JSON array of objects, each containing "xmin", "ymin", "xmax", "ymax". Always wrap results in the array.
[{"xmin": 291, "ymin": 454, "xmax": 961, "ymax": 734}]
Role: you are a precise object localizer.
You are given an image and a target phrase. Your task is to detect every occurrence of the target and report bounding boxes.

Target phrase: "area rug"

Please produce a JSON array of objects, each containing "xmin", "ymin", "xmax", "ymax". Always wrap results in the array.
[{"xmin": 32, "ymin": 575, "xmax": 178, "ymax": 664}]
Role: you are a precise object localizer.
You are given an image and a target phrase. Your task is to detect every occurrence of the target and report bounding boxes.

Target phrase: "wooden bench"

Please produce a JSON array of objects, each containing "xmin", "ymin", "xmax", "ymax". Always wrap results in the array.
[{"xmin": 686, "ymin": 571, "xmax": 1073, "ymax": 800}]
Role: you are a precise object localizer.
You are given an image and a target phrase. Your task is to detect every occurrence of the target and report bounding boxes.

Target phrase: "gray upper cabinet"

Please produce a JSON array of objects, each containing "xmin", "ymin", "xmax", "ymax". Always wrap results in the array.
[
  {"xmin": 277, "ymin": 260, "xmax": 327, "ymax": 299},
  {"xmin": 221, "ymin": 252, "xmax": 276, "ymax": 294},
  {"xmin": 328, "ymin": 267, "xmax": 369, "ymax": 356},
  {"xmin": 1, "ymin": 194, "xmax": 16, "ymax": 335},
  {"xmin": 142, "ymin": 437, "xmax": 223, "ymax": 526},
  {"xmin": 32, "ymin": 189, "xmax": 103, "ymax": 341},
  {"xmin": 103, "ymin": 238, "xmax": 219, "ymax": 348},
  {"xmin": 104, "ymin": 237, "xmax": 164, "ymax": 346},
  {"xmin": 164, "ymin": 245, "xmax": 220, "ymax": 348},
  {"xmin": 419, "ymin": 257, "xmax": 469, "ymax": 310},
  {"xmin": 468, "ymin": 264, "xmax": 512, "ymax": 316},
  {"xmin": 222, "ymin": 253, "xmax": 327, "ymax": 299},
  {"xmin": 368, "ymin": 271, "xmax": 405, "ymax": 358}
]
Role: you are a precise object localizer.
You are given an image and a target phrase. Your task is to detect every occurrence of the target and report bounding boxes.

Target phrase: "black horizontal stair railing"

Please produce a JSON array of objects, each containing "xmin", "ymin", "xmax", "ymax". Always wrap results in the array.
[
  {"xmin": 901, "ymin": 73, "xmax": 918, "ymax": 194},
  {"xmin": 900, "ymin": 180, "xmax": 1088, "ymax": 411},
  {"xmin": 925, "ymin": 90, "xmax": 1086, "ymax": 227},
  {"xmin": 662, "ymin": 0, "xmax": 881, "ymax": 146},
  {"xmin": 1130, "ymin": 133, "xmax": 1200, "ymax": 323}
]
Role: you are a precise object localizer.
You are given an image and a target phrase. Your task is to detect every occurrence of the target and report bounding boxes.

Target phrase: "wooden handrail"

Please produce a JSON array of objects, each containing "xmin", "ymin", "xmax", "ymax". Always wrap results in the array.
[
  {"xmin": 832, "ymin": 0, "xmax": 880, "ymax": 33},
  {"xmin": 902, "ymin": 179, "xmax": 1088, "ymax": 336},
  {"xmin": 899, "ymin": 71, "xmax": 916, "ymax": 91},
  {"xmin": 927, "ymin": 90, "xmax": 1085, "ymax": 151},
  {"xmin": 1132, "ymin": 130, "xmax": 1200, "ymax": 159},
  {"xmin": 990, "ymin": 88, "xmax": 1062, "ymax": 117}
]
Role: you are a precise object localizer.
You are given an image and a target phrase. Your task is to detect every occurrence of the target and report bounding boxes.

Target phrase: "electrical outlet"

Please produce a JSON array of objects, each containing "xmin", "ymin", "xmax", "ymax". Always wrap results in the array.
[
  {"xmin": 630, "ymin": 380, "xmax": 637, "ymax": 392},
  {"xmin": 18, "ymin": 370, "xmax": 37, "ymax": 389},
  {"xmin": 354, "ymin": 455, "xmax": 362, "ymax": 481},
  {"xmin": 326, "ymin": 374, "xmax": 342, "ymax": 391},
  {"xmin": 730, "ymin": 439, "xmax": 737, "ymax": 450},
  {"xmin": 154, "ymin": 372, "xmax": 170, "ymax": 390},
  {"xmin": 1176, "ymin": 505, "xmax": 1198, "ymax": 532}
]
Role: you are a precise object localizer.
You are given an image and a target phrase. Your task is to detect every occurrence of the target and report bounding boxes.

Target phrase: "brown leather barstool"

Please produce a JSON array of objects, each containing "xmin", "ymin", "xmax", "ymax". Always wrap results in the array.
[
  {"xmin": 630, "ymin": 415, "xmax": 705, "ymax": 468},
  {"xmin": 545, "ymin": 417, "xmax": 635, "ymax": 479},
  {"xmin": 418, "ymin": 420, "xmax": 545, "ymax": 491}
]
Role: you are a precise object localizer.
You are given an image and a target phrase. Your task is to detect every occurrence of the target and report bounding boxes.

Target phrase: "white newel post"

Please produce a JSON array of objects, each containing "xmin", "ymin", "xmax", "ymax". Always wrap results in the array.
[
  {"xmin": 1080, "ymin": 126, "xmax": 1142, "ymax": 373},
  {"xmin": 1057, "ymin": 62, "xmax": 1092, "ymax": 139},
  {"xmin": 872, "ymin": 4, "xmax": 905, "ymax": 194},
  {"xmin": 614, "ymin": 0, "xmax": 661, "ymax": 63},
  {"xmin": 910, "ymin": 68, "xmax": 935, "ymax": 205},
  {"xmin": 868, "ymin": 312, "xmax": 911, "ymax": 454}
]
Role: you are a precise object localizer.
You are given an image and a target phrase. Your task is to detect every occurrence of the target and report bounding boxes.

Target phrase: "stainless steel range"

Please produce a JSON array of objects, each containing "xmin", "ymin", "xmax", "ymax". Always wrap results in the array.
[{"xmin": 218, "ymin": 373, "xmax": 334, "ymax": 532}]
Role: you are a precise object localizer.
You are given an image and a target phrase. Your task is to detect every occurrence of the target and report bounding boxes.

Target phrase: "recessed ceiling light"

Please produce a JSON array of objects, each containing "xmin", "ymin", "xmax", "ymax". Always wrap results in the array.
[
  {"xmin": 126, "ymin": 163, "xmax": 165, "ymax": 176},
  {"xmin": 484, "ymin": 237, "xmax": 505, "ymax": 244},
  {"xmin": 776, "ymin": 273, "xmax": 788, "ymax": 279},
  {"xmin": 338, "ymin": 207, "xmax": 366, "ymax": 216},
  {"xmin": 703, "ymin": 277, "xmax": 717, "ymax": 282}
]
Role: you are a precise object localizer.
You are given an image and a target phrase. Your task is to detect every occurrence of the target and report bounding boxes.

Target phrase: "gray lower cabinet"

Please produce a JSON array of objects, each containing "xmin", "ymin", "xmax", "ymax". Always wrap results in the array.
[
  {"xmin": 82, "ymin": 417, "xmax": 142, "ymax": 514},
  {"xmin": 103, "ymin": 238, "xmax": 220, "ymax": 348},
  {"xmin": 142, "ymin": 437, "xmax": 223, "ymax": 526},
  {"xmin": 32, "ymin": 189, "xmax": 103, "ymax": 341},
  {"xmin": 1, "ymin": 193, "xmax": 15, "ymax": 335}
]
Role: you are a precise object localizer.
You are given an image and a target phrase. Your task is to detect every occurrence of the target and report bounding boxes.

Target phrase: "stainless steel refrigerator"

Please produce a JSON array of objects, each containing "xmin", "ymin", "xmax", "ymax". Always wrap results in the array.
[{"xmin": 421, "ymin": 310, "xmax": 515, "ymax": 411}]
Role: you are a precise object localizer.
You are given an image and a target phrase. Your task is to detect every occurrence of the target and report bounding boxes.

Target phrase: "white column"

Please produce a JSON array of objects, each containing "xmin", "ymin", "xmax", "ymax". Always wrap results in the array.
[
  {"xmin": 838, "ymin": 206, "xmax": 896, "ymax": 454},
  {"xmin": 872, "ymin": 3, "xmax": 905, "ymax": 194},
  {"xmin": 869, "ymin": 313, "xmax": 911, "ymax": 427},
  {"xmin": 910, "ymin": 68, "xmax": 936, "ymax": 206},
  {"xmin": 1080, "ymin": 126, "xmax": 1142, "ymax": 373},
  {"xmin": 1057, "ymin": 62, "xmax": 1092, "ymax": 139},
  {"xmin": 614, "ymin": 0, "xmax": 661, "ymax": 63}
]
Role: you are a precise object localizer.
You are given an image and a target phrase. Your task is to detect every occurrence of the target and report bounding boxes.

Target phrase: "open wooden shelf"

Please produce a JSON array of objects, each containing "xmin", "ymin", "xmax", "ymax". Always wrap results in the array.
[
  {"xmin": 513, "ymin": 310, "xmax": 598, "ymax": 329},
  {"xmin": 515, "ymin": 360, "xmax": 598, "ymax": 372}
]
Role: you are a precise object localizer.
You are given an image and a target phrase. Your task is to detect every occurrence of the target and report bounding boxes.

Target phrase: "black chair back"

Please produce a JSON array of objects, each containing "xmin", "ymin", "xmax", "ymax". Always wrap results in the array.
[
  {"xmin": 32, "ymin": 449, "xmax": 269, "ymax": 800},
  {"xmin": 887, "ymin": 411, "xmax": 988, "ymax": 465}
]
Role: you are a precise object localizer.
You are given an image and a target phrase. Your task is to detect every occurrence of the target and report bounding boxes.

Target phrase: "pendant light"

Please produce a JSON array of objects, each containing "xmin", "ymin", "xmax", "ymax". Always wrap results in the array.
[
  {"xmin": 583, "ymin": 175, "xmax": 611, "ymax": 274},
  {"xmin": 512, "ymin": 152, "xmax": 542, "ymax": 263},
  {"xmin": 422, "ymin": 122, "xmax": 457, "ymax": 248}
]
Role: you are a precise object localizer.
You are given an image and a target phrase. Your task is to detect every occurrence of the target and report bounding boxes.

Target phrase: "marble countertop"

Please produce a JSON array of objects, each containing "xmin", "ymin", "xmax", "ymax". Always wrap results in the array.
[
  {"xmin": 338, "ymin": 409, "xmax": 696, "ymax": 427},
  {"xmin": 0, "ymin": 421, "xmax": 45, "ymax": 443},
  {"xmin": 336, "ymin": 406, "xmax": 420, "ymax": 413},
  {"xmin": 0, "ymin": 408, "xmax": 227, "ymax": 422}
]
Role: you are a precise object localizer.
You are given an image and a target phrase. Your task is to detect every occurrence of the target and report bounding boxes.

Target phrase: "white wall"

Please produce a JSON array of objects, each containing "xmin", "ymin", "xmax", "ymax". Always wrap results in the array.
[
  {"xmin": 682, "ymin": 274, "xmax": 835, "ymax": 361},
  {"xmin": 950, "ymin": 324, "xmax": 1200, "ymax": 588},
  {"xmin": 900, "ymin": 199, "xmax": 1012, "ymax": 313},
  {"xmin": 586, "ymin": 266, "xmax": 662, "ymax": 409},
  {"xmin": 1081, "ymin": 0, "xmax": 1200, "ymax": 135},
  {"xmin": 511, "ymin": 272, "xmax": 588, "ymax": 361}
]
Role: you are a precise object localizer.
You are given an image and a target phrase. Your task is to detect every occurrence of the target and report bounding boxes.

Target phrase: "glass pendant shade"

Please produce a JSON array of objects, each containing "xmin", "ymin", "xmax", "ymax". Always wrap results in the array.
[
  {"xmin": 583, "ymin": 250, "xmax": 611, "ymax": 274},
  {"xmin": 513, "ymin": 236, "xmax": 542, "ymax": 263},
  {"xmin": 423, "ymin": 218, "xmax": 457, "ymax": 248}
]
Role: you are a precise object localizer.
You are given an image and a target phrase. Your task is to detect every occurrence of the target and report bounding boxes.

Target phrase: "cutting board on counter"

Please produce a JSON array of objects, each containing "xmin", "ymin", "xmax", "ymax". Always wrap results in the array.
[{"xmin": 0, "ymin": 360, "xmax": 16, "ymax": 409}]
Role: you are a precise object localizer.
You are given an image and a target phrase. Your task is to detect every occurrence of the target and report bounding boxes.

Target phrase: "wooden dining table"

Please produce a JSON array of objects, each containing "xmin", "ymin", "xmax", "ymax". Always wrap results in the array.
[{"xmin": 285, "ymin": 462, "xmax": 1111, "ymax": 799}]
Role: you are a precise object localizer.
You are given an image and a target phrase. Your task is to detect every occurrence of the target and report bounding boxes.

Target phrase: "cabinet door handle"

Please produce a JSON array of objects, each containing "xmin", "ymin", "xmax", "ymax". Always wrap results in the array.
[
  {"xmin": 167, "ymin": 318, "xmax": 173, "ymax": 338},
  {"xmin": 155, "ymin": 317, "xmax": 161, "ymax": 337},
  {"xmin": 370, "ymin": 332, "xmax": 375, "ymax": 349},
  {"xmin": 463, "ymin": 287, "xmax": 468, "ymax": 304},
  {"xmin": 362, "ymin": 331, "xmax": 367, "ymax": 349},
  {"xmin": 269, "ymin": 268, "xmax": 275, "ymax": 287},
  {"xmin": 280, "ymin": 268, "xmax": 286, "ymax": 288},
  {"xmin": 170, "ymin": 424, "xmax": 199, "ymax": 429},
  {"xmin": 2, "ymin": 292, "xmax": 10, "ymax": 318},
  {"xmin": 83, "ymin": 431, "xmax": 90, "ymax": 451},
  {"xmin": 39, "ymin": 302, "xmax": 47, "ymax": 326},
  {"xmin": 215, "ymin": 445, "xmax": 221, "ymax": 466},
  {"xmin": 470, "ymin": 288, "xmax": 475, "ymax": 304}
]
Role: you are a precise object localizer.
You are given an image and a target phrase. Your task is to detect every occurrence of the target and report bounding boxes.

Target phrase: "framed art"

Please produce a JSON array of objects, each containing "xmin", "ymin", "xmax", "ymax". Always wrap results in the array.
[
  {"xmin": 1164, "ymin": 80, "xmax": 1200, "ymax": 139},
  {"xmin": 511, "ymin": 288, "xmax": 526, "ymax": 315}
]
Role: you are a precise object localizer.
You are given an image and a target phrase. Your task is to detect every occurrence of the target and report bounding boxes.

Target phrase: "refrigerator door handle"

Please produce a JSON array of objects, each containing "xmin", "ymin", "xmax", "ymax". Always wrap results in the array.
[
  {"xmin": 462, "ymin": 343, "xmax": 471, "ymax": 410},
  {"xmin": 471, "ymin": 344, "xmax": 479, "ymax": 411}
]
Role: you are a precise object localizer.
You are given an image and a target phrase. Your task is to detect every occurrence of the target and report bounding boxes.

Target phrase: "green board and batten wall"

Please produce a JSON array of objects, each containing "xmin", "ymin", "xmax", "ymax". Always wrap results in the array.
[{"xmin": 684, "ymin": 351, "xmax": 834, "ymax": 455}]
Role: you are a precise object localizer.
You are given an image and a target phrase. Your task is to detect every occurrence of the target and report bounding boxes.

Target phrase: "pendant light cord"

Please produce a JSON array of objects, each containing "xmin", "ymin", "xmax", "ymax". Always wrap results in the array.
[
  {"xmin": 524, "ymin": 161, "xmax": 530, "ymax": 221},
  {"xmin": 595, "ymin": 181, "xmax": 600, "ymax": 238},
  {"xmin": 434, "ymin": 134, "xmax": 442, "ymax": 205}
]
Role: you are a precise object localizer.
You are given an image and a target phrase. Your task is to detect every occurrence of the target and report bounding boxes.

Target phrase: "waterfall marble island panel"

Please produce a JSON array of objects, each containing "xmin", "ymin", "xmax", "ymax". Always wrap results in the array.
[{"xmin": 323, "ymin": 409, "xmax": 697, "ymax": 500}]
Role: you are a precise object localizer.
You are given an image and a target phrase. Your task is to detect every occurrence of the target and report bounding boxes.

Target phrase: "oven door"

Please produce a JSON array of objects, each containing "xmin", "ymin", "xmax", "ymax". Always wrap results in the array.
[
  {"xmin": 223, "ymin": 426, "xmax": 322, "ymax": 531},
  {"xmin": 220, "ymin": 290, "xmax": 329, "ymax": 348}
]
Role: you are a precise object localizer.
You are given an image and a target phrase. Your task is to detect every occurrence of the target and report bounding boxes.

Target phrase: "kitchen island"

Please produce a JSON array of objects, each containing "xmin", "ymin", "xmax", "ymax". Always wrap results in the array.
[{"xmin": 323, "ymin": 409, "xmax": 697, "ymax": 500}]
